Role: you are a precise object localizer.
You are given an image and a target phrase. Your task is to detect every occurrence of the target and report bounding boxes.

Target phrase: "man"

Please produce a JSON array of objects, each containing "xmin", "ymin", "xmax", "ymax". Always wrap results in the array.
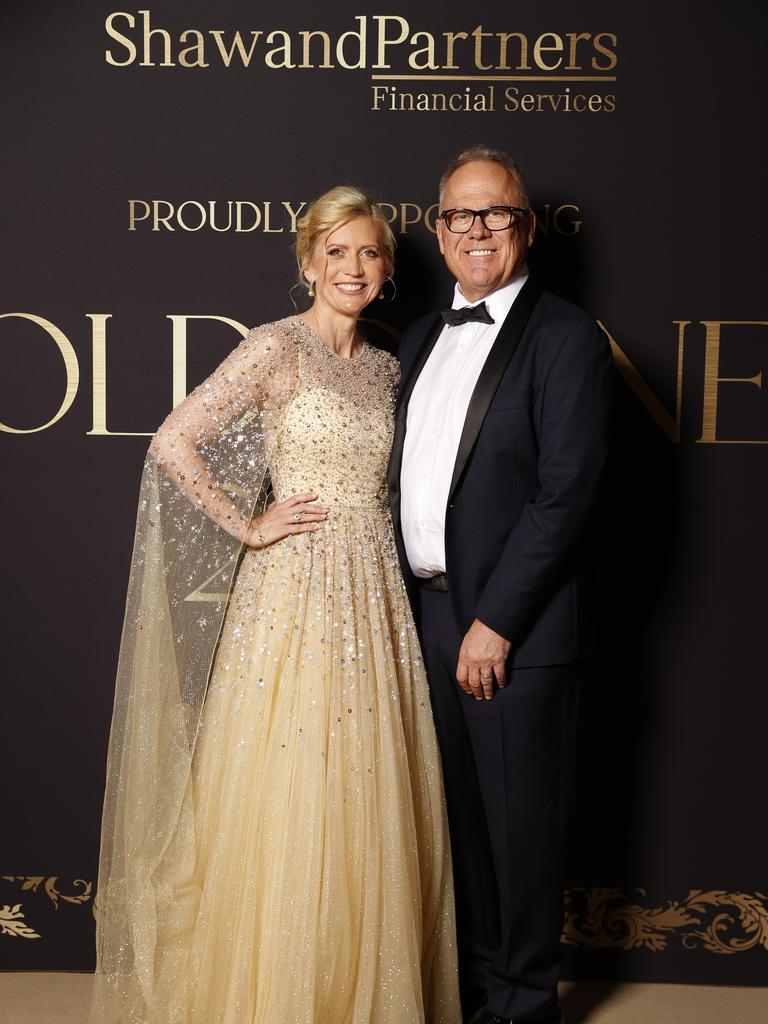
[{"xmin": 387, "ymin": 147, "xmax": 613, "ymax": 1024}]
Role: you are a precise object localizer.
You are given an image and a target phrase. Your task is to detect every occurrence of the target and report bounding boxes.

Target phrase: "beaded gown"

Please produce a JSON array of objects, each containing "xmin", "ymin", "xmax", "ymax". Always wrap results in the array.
[{"xmin": 91, "ymin": 316, "xmax": 460, "ymax": 1024}]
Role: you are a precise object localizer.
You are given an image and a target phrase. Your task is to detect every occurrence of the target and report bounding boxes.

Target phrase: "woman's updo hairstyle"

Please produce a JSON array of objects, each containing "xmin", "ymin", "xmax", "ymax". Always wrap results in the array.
[{"xmin": 295, "ymin": 185, "xmax": 396, "ymax": 294}]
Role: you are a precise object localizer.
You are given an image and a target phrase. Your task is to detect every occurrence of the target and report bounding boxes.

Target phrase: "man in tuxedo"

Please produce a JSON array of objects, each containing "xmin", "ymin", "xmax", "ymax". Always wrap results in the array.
[{"xmin": 387, "ymin": 147, "xmax": 613, "ymax": 1024}]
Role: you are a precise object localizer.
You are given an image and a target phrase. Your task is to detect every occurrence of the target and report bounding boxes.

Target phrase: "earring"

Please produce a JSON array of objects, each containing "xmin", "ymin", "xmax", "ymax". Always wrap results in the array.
[
  {"xmin": 378, "ymin": 276, "xmax": 396, "ymax": 302},
  {"xmin": 308, "ymin": 280, "xmax": 315, "ymax": 297}
]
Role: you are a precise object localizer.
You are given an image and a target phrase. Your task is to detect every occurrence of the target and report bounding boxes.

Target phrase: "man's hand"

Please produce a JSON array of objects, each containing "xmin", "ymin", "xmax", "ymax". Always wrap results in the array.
[{"xmin": 456, "ymin": 619, "xmax": 512, "ymax": 701}]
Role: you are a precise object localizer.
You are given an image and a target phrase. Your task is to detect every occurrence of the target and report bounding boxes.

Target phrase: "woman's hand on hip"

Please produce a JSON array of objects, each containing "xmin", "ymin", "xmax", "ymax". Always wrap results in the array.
[{"xmin": 243, "ymin": 491, "xmax": 327, "ymax": 548}]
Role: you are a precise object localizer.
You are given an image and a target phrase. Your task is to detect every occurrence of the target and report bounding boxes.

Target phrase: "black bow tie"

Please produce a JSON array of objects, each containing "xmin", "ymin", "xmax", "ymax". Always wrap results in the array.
[{"xmin": 441, "ymin": 301, "xmax": 495, "ymax": 327}]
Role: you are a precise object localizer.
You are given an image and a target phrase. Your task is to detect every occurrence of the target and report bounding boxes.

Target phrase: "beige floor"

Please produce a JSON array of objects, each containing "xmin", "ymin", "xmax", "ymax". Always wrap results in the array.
[{"xmin": 0, "ymin": 973, "xmax": 765, "ymax": 1023}]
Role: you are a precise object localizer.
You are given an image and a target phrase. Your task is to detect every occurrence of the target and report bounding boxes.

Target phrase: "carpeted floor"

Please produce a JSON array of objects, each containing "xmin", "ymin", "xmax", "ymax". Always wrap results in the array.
[{"xmin": 0, "ymin": 974, "xmax": 765, "ymax": 1024}]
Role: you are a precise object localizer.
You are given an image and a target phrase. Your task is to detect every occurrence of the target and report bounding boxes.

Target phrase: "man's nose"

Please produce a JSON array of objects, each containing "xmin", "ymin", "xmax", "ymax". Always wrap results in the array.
[{"xmin": 468, "ymin": 213, "xmax": 491, "ymax": 238}]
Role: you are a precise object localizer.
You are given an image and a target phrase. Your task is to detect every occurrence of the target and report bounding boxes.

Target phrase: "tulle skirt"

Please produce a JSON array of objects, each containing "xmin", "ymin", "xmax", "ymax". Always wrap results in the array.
[{"xmin": 145, "ymin": 506, "xmax": 460, "ymax": 1023}]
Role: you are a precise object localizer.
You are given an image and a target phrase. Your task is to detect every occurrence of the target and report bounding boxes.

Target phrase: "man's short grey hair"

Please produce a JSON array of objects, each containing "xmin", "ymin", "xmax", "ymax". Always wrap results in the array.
[{"xmin": 438, "ymin": 146, "xmax": 530, "ymax": 210}]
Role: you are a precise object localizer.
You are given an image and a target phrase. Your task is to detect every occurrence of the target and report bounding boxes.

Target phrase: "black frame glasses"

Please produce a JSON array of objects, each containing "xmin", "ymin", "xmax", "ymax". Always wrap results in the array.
[{"xmin": 438, "ymin": 206, "xmax": 529, "ymax": 233}]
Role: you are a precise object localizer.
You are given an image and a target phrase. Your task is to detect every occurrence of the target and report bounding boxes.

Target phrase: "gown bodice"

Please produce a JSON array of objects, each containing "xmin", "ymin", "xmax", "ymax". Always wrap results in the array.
[{"xmin": 268, "ymin": 318, "xmax": 398, "ymax": 511}]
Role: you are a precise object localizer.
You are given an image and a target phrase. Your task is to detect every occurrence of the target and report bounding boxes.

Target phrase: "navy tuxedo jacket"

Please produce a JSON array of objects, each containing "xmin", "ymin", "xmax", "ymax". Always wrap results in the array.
[{"xmin": 387, "ymin": 277, "xmax": 614, "ymax": 668}]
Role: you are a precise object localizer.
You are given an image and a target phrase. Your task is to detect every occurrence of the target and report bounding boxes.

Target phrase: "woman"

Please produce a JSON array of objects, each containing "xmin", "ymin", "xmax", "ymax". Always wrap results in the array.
[{"xmin": 91, "ymin": 186, "xmax": 461, "ymax": 1024}]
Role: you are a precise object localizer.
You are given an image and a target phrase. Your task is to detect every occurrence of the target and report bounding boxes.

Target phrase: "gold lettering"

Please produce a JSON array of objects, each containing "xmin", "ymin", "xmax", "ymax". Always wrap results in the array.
[
  {"xmin": 0, "ymin": 313, "xmax": 79, "ymax": 434},
  {"xmin": 565, "ymin": 32, "xmax": 591, "ymax": 71},
  {"xmin": 209, "ymin": 29, "xmax": 262, "ymax": 68},
  {"xmin": 298, "ymin": 30, "xmax": 332, "ymax": 69},
  {"xmin": 376, "ymin": 202, "xmax": 398, "ymax": 229},
  {"xmin": 184, "ymin": 551, "xmax": 239, "ymax": 602},
  {"xmin": 408, "ymin": 32, "xmax": 437, "ymax": 70},
  {"xmin": 128, "ymin": 199, "xmax": 150, "ymax": 231},
  {"xmin": 105, "ymin": 11, "xmax": 137, "ymax": 66},
  {"xmin": 443, "ymin": 31, "xmax": 469, "ymax": 70},
  {"xmin": 262, "ymin": 201, "xmax": 283, "ymax": 233},
  {"xmin": 398, "ymin": 203, "xmax": 422, "ymax": 234},
  {"xmin": 472, "ymin": 25, "xmax": 493, "ymax": 71},
  {"xmin": 153, "ymin": 200, "xmax": 175, "ymax": 231},
  {"xmin": 265, "ymin": 30, "xmax": 295, "ymax": 69},
  {"xmin": 179, "ymin": 29, "xmax": 208, "ymax": 68},
  {"xmin": 282, "ymin": 201, "xmax": 307, "ymax": 233},
  {"xmin": 698, "ymin": 321, "xmax": 768, "ymax": 444},
  {"xmin": 139, "ymin": 9, "xmax": 174, "ymax": 67},
  {"xmin": 498, "ymin": 32, "xmax": 530, "ymax": 71},
  {"xmin": 373, "ymin": 16, "xmax": 409, "ymax": 69},
  {"xmin": 235, "ymin": 201, "xmax": 261, "ymax": 232},
  {"xmin": 370, "ymin": 84, "xmax": 388, "ymax": 110},
  {"xmin": 599, "ymin": 319, "xmax": 688, "ymax": 442},
  {"xmin": 176, "ymin": 201, "xmax": 207, "ymax": 232},
  {"xmin": 209, "ymin": 201, "xmax": 234, "ymax": 232},
  {"xmin": 87, "ymin": 314, "xmax": 151, "ymax": 436},
  {"xmin": 552, "ymin": 204, "xmax": 582, "ymax": 235},
  {"xmin": 336, "ymin": 16, "xmax": 366, "ymax": 70},
  {"xmin": 168, "ymin": 316, "xmax": 250, "ymax": 409},
  {"xmin": 537, "ymin": 203, "xmax": 552, "ymax": 235},
  {"xmin": 592, "ymin": 32, "xmax": 618, "ymax": 71},
  {"xmin": 533, "ymin": 33, "xmax": 564, "ymax": 71}
]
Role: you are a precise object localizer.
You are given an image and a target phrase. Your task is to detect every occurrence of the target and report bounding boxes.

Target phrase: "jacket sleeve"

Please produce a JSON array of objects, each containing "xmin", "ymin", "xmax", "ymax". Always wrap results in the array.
[{"xmin": 473, "ymin": 318, "xmax": 614, "ymax": 642}]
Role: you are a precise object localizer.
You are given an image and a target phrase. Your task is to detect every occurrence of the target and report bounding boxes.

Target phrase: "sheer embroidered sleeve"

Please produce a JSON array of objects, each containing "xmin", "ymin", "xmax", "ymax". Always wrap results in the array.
[{"xmin": 91, "ymin": 321, "xmax": 297, "ymax": 1021}]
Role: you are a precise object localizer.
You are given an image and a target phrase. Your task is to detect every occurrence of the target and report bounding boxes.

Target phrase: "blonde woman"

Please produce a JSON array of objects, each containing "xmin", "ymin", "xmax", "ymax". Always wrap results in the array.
[{"xmin": 91, "ymin": 186, "xmax": 460, "ymax": 1024}]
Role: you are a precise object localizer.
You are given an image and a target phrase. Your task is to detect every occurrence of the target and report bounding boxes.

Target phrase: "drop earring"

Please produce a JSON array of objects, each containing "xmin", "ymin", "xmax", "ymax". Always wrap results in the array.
[
  {"xmin": 308, "ymin": 280, "xmax": 315, "ymax": 297},
  {"xmin": 378, "ymin": 276, "xmax": 396, "ymax": 302}
]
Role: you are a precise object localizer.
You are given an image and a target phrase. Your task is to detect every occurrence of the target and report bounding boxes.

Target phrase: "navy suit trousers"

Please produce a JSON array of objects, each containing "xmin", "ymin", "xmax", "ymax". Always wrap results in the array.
[{"xmin": 415, "ymin": 584, "xmax": 582, "ymax": 1022}]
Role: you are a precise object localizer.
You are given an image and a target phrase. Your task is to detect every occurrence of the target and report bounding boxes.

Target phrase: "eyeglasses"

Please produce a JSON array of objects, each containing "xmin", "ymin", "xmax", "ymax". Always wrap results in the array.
[{"xmin": 438, "ymin": 206, "xmax": 529, "ymax": 233}]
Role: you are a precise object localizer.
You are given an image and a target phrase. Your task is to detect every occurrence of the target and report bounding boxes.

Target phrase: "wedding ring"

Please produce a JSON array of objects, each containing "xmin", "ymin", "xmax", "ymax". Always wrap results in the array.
[
  {"xmin": 294, "ymin": 512, "xmax": 302, "ymax": 522},
  {"xmin": 480, "ymin": 671, "xmax": 493, "ymax": 681}
]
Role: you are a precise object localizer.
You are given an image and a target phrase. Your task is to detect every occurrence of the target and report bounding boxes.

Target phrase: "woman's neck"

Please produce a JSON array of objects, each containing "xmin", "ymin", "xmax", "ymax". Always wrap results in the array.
[{"xmin": 303, "ymin": 303, "xmax": 362, "ymax": 360}]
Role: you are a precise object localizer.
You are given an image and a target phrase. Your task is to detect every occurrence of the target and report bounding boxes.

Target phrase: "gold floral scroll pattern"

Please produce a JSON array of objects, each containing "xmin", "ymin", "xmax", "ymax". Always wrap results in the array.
[
  {"xmin": 2, "ymin": 877, "xmax": 767, "ymax": 952},
  {"xmin": 0, "ymin": 904, "xmax": 41, "ymax": 939},
  {"xmin": 563, "ymin": 888, "xmax": 768, "ymax": 954},
  {"xmin": 1, "ymin": 876, "xmax": 96, "ymax": 939}
]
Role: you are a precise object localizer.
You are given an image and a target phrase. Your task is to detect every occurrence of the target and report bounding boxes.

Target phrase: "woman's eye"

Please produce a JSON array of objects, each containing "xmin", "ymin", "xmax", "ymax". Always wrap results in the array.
[
  {"xmin": 327, "ymin": 248, "xmax": 343, "ymax": 257},
  {"xmin": 363, "ymin": 249, "xmax": 379, "ymax": 258}
]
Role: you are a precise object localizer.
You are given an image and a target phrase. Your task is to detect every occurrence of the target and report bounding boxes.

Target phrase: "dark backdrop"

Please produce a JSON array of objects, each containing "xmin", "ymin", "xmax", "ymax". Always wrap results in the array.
[{"xmin": 1, "ymin": 1, "xmax": 766, "ymax": 984}]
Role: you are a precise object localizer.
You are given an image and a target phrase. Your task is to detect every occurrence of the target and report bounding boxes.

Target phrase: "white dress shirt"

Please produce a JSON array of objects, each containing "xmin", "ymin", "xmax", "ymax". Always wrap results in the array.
[{"xmin": 400, "ymin": 271, "xmax": 529, "ymax": 578}]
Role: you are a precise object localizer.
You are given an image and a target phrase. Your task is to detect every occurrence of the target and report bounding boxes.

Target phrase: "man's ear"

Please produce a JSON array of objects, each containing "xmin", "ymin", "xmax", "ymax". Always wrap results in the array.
[{"xmin": 526, "ymin": 210, "xmax": 537, "ymax": 247}]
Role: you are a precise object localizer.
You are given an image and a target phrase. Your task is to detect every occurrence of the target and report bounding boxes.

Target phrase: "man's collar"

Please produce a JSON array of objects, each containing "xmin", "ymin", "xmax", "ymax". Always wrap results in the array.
[{"xmin": 452, "ymin": 269, "xmax": 530, "ymax": 321}]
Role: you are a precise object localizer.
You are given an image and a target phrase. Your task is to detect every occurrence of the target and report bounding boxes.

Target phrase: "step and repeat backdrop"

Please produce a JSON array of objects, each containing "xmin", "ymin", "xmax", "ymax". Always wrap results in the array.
[{"xmin": 2, "ymin": 1, "xmax": 766, "ymax": 985}]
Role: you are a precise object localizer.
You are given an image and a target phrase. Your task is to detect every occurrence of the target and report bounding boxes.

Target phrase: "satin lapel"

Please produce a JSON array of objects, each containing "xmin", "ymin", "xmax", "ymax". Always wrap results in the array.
[
  {"xmin": 447, "ymin": 278, "xmax": 542, "ymax": 504},
  {"xmin": 388, "ymin": 313, "xmax": 444, "ymax": 538}
]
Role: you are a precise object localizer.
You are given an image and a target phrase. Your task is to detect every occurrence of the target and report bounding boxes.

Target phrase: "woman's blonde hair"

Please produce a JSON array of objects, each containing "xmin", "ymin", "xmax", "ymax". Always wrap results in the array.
[{"xmin": 295, "ymin": 185, "xmax": 395, "ymax": 292}]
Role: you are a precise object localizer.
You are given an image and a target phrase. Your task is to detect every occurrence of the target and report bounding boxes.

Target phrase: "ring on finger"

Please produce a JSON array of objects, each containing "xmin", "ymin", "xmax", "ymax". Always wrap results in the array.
[
  {"xmin": 480, "ymin": 671, "xmax": 493, "ymax": 681},
  {"xmin": 294, "ymin": 511, "xmax": 302, "ymax": 523}
]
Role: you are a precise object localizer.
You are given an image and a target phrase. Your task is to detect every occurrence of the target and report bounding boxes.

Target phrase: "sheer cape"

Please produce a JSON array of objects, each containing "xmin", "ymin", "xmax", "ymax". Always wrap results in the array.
[{"xmin": 92, "ymin": 322, "xmax": 299, "ymax": 1019}]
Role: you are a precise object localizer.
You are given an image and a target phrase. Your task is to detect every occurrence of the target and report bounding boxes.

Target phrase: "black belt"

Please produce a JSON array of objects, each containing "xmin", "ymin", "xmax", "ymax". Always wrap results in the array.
[{"xmin": 417, "ymin": 572, "xmax": 448, "ymax": 592}]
